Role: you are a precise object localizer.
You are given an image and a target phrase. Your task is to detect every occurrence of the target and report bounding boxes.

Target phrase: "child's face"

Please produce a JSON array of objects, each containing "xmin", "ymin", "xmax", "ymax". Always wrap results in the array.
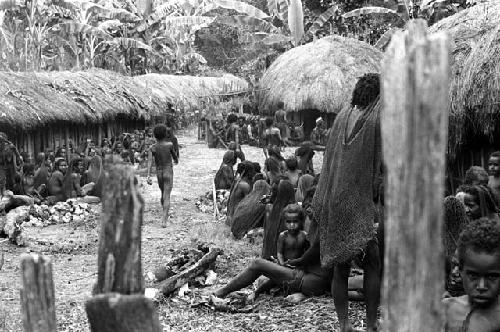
[
  {"xmin": 461, "ymin": 248, "xmax": 500, "ymax": 308},
  {"xmin": 488, "ymin": 157, "xmax": 500, "ymax": 177},
  {"xmin": 284, "ymin": 213, "xmax": 301, "ymax": 233},
  {"xmin": 463, "ymin": 193, "xmax": 481, "ymax": 220}
]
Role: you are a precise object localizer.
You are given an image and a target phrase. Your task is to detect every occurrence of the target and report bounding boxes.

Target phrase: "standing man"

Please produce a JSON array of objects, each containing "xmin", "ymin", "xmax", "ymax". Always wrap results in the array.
[
  {"xmin": 311, "ymin": 73, "xmax": 383, "ymax": 332},
  {"xmin": 0, "ymin": 132, "xmax": 21, "ymax": 195},
  {"xmin": 310, "ymin": 117, "xmax": 327, "ymax": 147},
  {"xmin": 147, "ymin": 124, "xmax": 179, "ymax": 227},
  {"xmin": 274, "ymin": 101, "xmax": 289, "ymax": 146}
]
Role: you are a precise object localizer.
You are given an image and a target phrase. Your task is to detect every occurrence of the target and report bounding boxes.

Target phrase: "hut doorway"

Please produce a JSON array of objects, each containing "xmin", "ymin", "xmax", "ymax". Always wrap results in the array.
[{"xmin": 298, "ymin": 109, "xmax": 336, "ymax": 140}]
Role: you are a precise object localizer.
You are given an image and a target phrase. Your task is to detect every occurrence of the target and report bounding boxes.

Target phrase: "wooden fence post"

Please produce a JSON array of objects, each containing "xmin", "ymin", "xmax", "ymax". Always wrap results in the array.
[
  {"xmin": 86, "ymin": 164, "xmax": 161, "ymax": 332},
  {"xmin": 20, "ymin": 253, "xmax": 57, "ymax": 332},
  {"xmin": 381, "ymin": 20, "xmax": 450, "ymax": 331},
  {"xmin": 94, "ymin": 164, "xmax": 144, "ymax": 295}
]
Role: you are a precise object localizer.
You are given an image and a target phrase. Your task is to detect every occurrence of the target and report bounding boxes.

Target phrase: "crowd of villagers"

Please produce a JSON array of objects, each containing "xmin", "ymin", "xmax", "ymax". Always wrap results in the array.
[
  {"xmin": 0, "ymin": 122, "xmax": 182, "ymax": 216},
  {"xmin": 212, "ymin": 74, "xmax": 500, "ymax": 332},
  {"xmin": 203, "ymin": 102, "xmax": 328, "ymax": 149}
]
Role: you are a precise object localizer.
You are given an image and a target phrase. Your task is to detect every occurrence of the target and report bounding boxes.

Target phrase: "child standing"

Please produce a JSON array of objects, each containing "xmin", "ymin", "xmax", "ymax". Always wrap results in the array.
[
  {"xmin": 443, "ymin": 218, "xmax": 500, "ymax": 332},
  {"xmin": 147, "ymin": 125, "xmax": 178, "ymax": 226}
]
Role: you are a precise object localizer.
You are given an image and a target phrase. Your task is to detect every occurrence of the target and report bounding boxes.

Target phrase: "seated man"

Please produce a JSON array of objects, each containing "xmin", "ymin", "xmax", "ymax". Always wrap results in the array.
[{"xmin": 443, "ymin": 218, "xmax": 500, "ymax": 332}]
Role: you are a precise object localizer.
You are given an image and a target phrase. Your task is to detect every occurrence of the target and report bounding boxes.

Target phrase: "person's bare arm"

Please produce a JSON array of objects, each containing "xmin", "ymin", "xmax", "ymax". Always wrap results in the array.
[
  {"xmin": 286, "ymin": 238, "xmax": 319, "ymax": 267},
  {"xmin": 277, "ymin": 232, "xmax": 286, "ymax": 265}
]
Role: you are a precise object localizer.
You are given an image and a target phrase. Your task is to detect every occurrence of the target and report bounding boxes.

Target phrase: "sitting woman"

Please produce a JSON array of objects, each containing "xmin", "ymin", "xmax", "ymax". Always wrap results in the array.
[
  {"xmin": 262, "ymin": 179, "xmax": 296, "ymax": 260},
  {"xmin": 214, "ymin": 212, "xmax": 331, "ymax": 300},
  {"xmin": 214, "ymin": 150, "xmax": 236, "ymax": 190},
  {"xmin": 82, "ymin": 155, "xmax": 103, "ymax": 198},
  {"xmin": 457, "ymin": 184, "xmax": 499, "ymax": 221},
  {"xmin": 231, "ymin": 179, "xmax": 270, "ymax": 239},
  {"xmin": 295, "ymin": 174, "xmax": 314, "ymax": 203},
  {"xmin": 48, "ymin": 158, "xmax": 68, "ymax": 203},
  {"xmin": 226, "ymin": 161, "xmax": 256, "ymax": 227},
  {"xmin": 63, "ymin": 158, "xmax": 94, "ymax": 200},
  {"xmin": 284, "ymin": 156, "xmax": 301, "ymax": 189}
]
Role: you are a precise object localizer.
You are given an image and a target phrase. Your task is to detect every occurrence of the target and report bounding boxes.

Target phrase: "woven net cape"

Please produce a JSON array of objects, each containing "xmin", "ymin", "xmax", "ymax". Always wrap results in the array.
[
  {"xmin": 311, "ymin": 100, "xmax": 382, "ymax": 267},
  {"xmin": 231, "ymin": 180, "xmax": 270, "ymax": 239}
]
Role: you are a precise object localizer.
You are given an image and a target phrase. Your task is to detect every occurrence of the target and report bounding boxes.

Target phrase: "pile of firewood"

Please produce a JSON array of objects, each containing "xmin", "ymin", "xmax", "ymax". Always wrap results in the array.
[{"xmin": 146, "ymin": 244, "xmax": 223, "ymax": 299}]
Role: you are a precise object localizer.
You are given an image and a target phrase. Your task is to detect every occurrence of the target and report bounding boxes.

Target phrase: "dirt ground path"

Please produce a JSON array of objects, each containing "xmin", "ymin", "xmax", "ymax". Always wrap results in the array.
[{"xmin": 0, "ymin": 128, "xmax": 366, "ymax": 331}]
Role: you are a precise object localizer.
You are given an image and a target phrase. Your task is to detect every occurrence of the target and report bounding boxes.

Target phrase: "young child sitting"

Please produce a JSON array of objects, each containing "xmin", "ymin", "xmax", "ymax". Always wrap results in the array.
[
  {"xmin": 254, "ymin": 204, "xmax": 309, "ymax": 299},
  {"xmin": 443, "ymin": 218, "xmax": 500, "ymax": 332},
  {"xmin": 488, "ymin": 151, "xmax": 500, "ymax": 203},
  {"xmin": 276, "ymin": 203, "xmax": 309, "ymax": 265}
]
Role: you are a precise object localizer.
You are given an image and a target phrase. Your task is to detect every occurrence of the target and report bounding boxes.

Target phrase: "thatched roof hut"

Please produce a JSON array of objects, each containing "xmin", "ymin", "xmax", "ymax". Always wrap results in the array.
[
  {"xmin": 0, "ymin": 69, "xmax": 249, "ymax": 132},
  {"xmin": 257, "ymin": 35, "xmax": 382, "ymax": 115},
  {"xmin": 429, "ymin": 2, "xmax": 500, "ymax": 158},
  {"xmin": 134, "ymin": 73, "xmax": 249, "ymax": 111},
  {"xmin": 0, "ymin": 69, "xmax": 168, "ymax": 131}
]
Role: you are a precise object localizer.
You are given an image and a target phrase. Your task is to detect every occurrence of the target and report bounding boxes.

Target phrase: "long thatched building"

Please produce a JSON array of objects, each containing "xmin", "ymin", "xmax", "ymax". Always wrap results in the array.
[
  {"xmin": 257, "ymin": 35, "xmax": 382, "ymax": 137},
  {"xmin": 429, "ymin": 2, "xmax": 500, "ymax": 190},
  {"xmin": 0, "ymin": 69, "xmax": 248, "ymax": 159}
]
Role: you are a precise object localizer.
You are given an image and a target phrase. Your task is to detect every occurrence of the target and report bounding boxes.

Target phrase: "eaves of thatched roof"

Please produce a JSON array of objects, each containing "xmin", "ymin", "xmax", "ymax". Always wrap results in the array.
[
  {"xmin": 429, "ymin": 2, "xmax": 500, "ymax": 157},
  {"xmin": 133, "ymin": 73, "xmax": 249, "ymax": 109},
  {"xmin": 0, "ymin": 69, "xmax": 249, "ymax": 131},
  {"xmin": 257, "ymin": 35, "xmax": 382, "ymax": 114}
]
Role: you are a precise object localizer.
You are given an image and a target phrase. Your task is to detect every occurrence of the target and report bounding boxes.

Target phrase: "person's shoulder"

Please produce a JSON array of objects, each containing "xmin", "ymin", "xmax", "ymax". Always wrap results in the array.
[{"xmin": 443, "ymin": 295, "xmax": 470, "ymax": 330}]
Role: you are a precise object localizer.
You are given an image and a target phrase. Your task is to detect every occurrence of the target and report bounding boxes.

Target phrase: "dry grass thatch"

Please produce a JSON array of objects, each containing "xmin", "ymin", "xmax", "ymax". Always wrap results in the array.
[
  {"xmin": 257, "ymin": 35, "xmax": 382, "ymax": 114},
  {"xmin": 133, "ymin": 73, "xmax": 249, "ymax": 110},
  {"xmin": 429, "ymin": 2, "xmax": 500, "ymax": 156},
  {"xmin": 0, "ymin": 69, "xmax": 168, "ymax": 131},
  {"xmin": 0, "ymin": 69, "xmax": 248, "ymax": 131}
]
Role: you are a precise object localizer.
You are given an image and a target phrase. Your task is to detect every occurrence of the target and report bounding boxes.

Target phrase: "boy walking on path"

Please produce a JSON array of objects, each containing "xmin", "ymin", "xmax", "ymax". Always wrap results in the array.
[{"xmin": 148, "ymin": 125, "xmax": 178, "ymax": 226}]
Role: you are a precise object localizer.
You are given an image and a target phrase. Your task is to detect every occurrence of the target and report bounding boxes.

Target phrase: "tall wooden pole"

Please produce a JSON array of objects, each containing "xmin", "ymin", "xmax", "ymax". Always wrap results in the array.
[
  {"xmin": 381, "ymin": 20, "xmax": 450, "ymax": 332},
  {"xmin": 20, "ymin": 254, "xmax": 57, "ymax": 332}
]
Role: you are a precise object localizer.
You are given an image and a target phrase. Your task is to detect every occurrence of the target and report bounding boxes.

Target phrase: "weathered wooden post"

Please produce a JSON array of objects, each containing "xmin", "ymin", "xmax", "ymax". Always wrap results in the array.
[
  {"xmin": 93, "ymin": 164, "xmax": 144, "ymax": 295},
  {"xmin": 86, "ymin": 164, "xmax": 161, "ymax": 332},
  {"xmin": 381, "ymin": 20, "xmax": 450, "ymax": 331},
  {"xmin": 20, "ymin": 254, "xmax": 57, "ymax": 332}
]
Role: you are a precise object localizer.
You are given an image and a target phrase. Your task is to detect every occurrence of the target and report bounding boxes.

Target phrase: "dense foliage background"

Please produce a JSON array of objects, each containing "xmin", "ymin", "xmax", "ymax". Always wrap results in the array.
[{"xmin": 0, "ymin": 0, "xmax": 471, "ymax": 79}]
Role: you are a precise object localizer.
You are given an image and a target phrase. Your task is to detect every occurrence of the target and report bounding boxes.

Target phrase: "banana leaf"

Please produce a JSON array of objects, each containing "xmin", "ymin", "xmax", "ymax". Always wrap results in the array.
[
  {"xmin": 217, "ymin": 15, "xmax": 276, "ymax": 33},
  {"xmin": 342, "ymin": 6, "xmax": 400, "ymax": 19},
  {"xmin": 308, "ymin": 5, "xmax": 338, "ymax": 35},
  {"xmin": 54, "ymin": 22, "xmax": 112, "ymax": 40},
  {"xmin": 288, "ymin": 0, "xmax": 303, "ymax": 46},
  {"xmin": 213, "ymin": 0, "xmax": 269, "ymax": 19}
]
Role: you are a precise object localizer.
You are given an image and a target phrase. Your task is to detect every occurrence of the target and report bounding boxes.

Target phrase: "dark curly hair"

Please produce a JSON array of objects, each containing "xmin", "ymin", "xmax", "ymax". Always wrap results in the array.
[
  {"xmin": 351, "ymin": 73, "xmax": 380, "ymax": 108},
  {"xmin": 457, "ymin": 218, "xmax": 500, "ymax": 268},
  {"xmin": 153, "ymin": 124, "xmax": 167, "ymax": 140},
  {"xmin": 227, "ymin": 113, "xmax": 238, "ymax": 124},
  {"xmin": 282, "ymin": 203, "xmax": 305, "ymax": 227},
  {"xmin": 285, "ymin": 156, "xmax": 298, "ymax": 171}
]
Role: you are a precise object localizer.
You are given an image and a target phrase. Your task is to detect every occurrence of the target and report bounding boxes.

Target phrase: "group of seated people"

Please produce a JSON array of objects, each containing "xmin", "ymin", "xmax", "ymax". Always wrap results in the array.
[
  {"xmin": 0, "ymin": 127, "xmax": 175, "ymax": 213},
  {"xmin": 212, "ymin": 145, "xmax": 500, "ymax": 331}
]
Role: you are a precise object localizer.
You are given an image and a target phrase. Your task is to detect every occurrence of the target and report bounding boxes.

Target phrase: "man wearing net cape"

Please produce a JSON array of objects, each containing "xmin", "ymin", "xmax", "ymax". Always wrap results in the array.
[{"xmin": 310, "ymin": 73, "xmax": 384, "ymax": 332}]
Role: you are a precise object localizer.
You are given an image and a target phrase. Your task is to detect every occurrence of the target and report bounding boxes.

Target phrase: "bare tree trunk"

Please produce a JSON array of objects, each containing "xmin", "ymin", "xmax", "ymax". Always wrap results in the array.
[
  {"xmin": 20, "ymin": 254, "xmax": 57, "ymax": 332},
  {"xmin": 381, "ymin": 20, "xmax": 450, "ymax": 332}
]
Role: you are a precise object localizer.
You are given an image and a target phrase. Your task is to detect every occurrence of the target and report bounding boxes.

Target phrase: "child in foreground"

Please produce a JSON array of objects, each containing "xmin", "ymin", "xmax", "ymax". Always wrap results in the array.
[
  {"xmin": 443, "ymin": 218, "xmax": 500, "ymax": 332},
  {"xmin": 276, "ymin": 204, "xmax": 309, "ymax": 266}
]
